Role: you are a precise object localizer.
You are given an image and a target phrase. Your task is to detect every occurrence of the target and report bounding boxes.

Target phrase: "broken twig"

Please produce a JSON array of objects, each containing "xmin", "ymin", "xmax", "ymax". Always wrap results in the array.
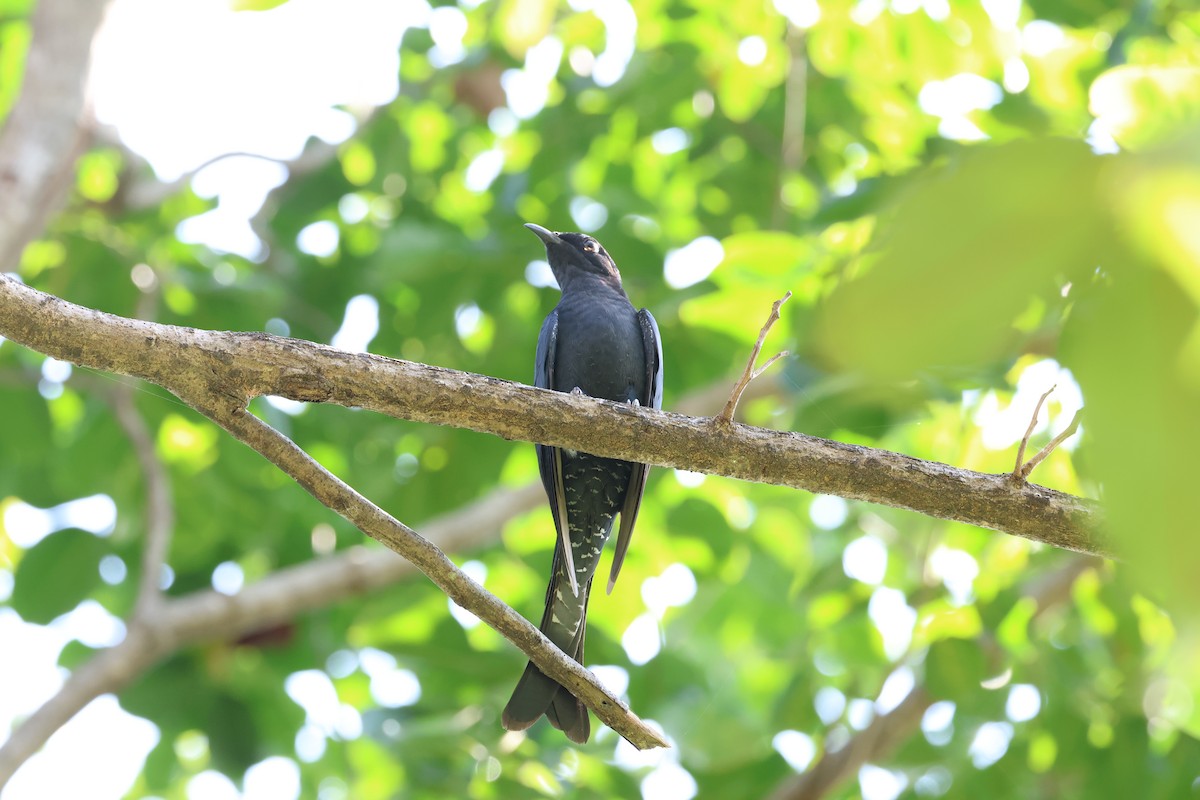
[
  {"xmin": 1019, "ymin": 409, "xmax": 1083, "ymax": 481},
  {"xmin": 715, "ymin": 291, "xmax": 792, "ymax": 425},
  {"xmin": 1012, "ymin": 385, "xmax": 1082, "ymax": 481},
  {"xmin": 1013, "ymin": 385, "xmax": 1056, "ymax": 478}
]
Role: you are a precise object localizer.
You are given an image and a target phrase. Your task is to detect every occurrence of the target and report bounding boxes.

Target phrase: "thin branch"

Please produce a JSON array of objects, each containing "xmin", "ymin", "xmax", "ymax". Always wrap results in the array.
[
  {"xmin": 752, "ymin": 350, "xmax": 790, "ymax": 381},
  {"xmin": 0, "ymin": 0, "xmax": 109, "ymax": 267},
  {"xmin": 0, "ymin": 368, "xmax": 788, "ymax": 782},
  {"xmin": 109, "ymin": 383, "xmax": 174, "ymax": 618},
  {"xmin": 676, "ymin": 366, "xmax": 785, "ymax": 417},
  {"xmin": 767, "ymin": 687, "xmax": 933, "ymax": 800},
  {"xmin": 194, "ymin": 405, "xmax": 666, "ymax": 749},
  {"xmin": 1013, "ymin": 385, "xmax": 1055, "ymax": 480},
  {"xmin": 772, "ymin": 25, "xmax": 808, "ymax": 228},
  {"xmin": 0, "ymin": 629, "xmax": 163, "ymax": 786},
  {"xmin": 113, "ymin": 281, "xmax": 175, "ymax": 617},
  {"xmin": 0, "ymin": 480, "xmax": 546, "ymax": 787},
  {"xmin": 766, "ymin": 556, "xmax": 1097, "ymax": 800},
  {"xmin": 1019, "ymin": 408, "xmax": 1083, "ymax": 481},
  {"xmin": 716, "ymin": 291, "xmax": 793, "ymax": 425},
  {"xmin": 0, "ymin": 275, "xmax": 1109, "ymax": 557}
]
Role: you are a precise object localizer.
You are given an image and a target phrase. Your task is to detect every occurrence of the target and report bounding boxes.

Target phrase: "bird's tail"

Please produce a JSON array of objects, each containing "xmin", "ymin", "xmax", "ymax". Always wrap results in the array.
[{"xmin": 501, "ymin": 568, "xmax": 593, "ymax": 743}]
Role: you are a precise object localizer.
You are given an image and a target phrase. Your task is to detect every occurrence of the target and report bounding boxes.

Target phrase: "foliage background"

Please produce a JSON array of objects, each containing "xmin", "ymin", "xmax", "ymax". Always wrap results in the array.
[{"xmin": 2, "ymin": 0, "xmax": 1199, "ymax": 797}]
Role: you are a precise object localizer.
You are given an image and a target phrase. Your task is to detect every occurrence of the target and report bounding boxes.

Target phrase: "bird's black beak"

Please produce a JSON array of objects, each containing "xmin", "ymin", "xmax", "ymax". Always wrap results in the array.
[{"xmin": 524, "ymin": 223, "xmax": 564, "ymax": 247}]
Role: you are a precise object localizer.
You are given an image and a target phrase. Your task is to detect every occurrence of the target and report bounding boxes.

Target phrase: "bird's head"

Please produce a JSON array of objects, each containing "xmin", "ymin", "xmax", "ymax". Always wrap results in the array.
[{"xmin": 525, "ymin": 223, "xmax": 623, "ymax": 291}]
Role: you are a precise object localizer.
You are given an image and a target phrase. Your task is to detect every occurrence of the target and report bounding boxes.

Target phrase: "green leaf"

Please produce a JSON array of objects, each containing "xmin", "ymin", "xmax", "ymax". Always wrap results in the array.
[
  {"xmin": 813, "ymin": 140, "xmax": 1106, "ymax": 381},
  {"xmin": 207, "ymin": 693, "xmax": 261, "ymax": 776},
  {"xmin": 75, "ymin": 150, "xmax": 122, "ymax": 203},
  {"xmin": 11, "ymin": 529, "xmax": 107, "ymax": 623},
  {"xmin": 925, "ymin": 638, "xmax": 988, "ymax": 701},
  {"xmin": 0, "ymin": 14, "xmax": 30, "ymax": 121},
  {"xmin": 228, "ymin": 0, "xmax": 290, "ymax": 10},
  {"xmin": 1089, "ymin": 66, "xmax": 1200, "ymax": 151},
  {"xmin": 1061, "ymin": 260, "xmax": 1200, "ymax": 622}
]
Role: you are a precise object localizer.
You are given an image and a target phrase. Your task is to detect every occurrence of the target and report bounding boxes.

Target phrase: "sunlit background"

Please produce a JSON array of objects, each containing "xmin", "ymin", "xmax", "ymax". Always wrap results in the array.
[{"xmin": 3, "ymin": 0, "xmax": 1198, "ymax": 797}]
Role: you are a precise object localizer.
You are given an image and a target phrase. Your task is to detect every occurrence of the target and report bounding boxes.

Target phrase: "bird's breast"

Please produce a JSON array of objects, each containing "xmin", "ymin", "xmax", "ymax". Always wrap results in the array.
[{"xmin": 552, "ymin": 294, "xmax": 646, "ymax": 403}]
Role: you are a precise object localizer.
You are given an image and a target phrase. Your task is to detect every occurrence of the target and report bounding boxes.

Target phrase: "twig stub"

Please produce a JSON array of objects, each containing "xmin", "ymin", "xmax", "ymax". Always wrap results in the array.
[
  {"xmin": 1020, "ymin": 408, "xmax": 1083, "ymax": 480},
  {"xmin": 1011, "ymin": 385, "xmax": 1082, "ymax": 483},
  {"xmin": 1013, "ymin": 385, "xmax": 1055, "ymax": 480},
  {"xmin": 715, "ymin": 291, "xmax": 793, "ymax": 425}
]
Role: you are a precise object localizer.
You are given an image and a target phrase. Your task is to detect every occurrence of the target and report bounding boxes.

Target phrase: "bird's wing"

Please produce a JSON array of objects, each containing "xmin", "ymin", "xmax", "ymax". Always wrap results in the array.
[
  {"xmin": 535, "ymin": 310, "xmax": 579, "ymax": 597},
  {"xmin": 534, "ymin": 310, "xmax": 557, "ymax": 493},
  {"xmin": 608, "ymin": 308, "xmax": 663, "ymax": 594}
]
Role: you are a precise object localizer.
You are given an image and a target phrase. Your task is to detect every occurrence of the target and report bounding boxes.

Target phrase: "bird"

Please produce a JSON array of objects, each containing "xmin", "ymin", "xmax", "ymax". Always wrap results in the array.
[{"xmin": 501, "ymin": 223, "xmax": 663, "ymax": 743}]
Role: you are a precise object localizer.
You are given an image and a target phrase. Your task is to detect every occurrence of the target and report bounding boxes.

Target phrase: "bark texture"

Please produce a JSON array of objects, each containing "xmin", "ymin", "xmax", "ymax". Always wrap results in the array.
[{"xmin": 0, "ymin": 275, "xmax": 1108, "ymax": 557}]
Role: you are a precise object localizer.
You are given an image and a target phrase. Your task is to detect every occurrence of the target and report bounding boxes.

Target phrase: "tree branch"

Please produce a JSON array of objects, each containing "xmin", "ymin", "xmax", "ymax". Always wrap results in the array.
[
  {"xmin": 0, "ymin": 479, "xmax": 546, "ymax": 786},
  {"xmin": 0, "ymin": 363, "xmax": 791, "ymax": 783},
  {"xmin": 767, "ymin": 687, "xmax": 933, "ymax": 800},
  {"xmin": 0, "ymin": 271, "xmax": 1111, "ymax": 776},
  {"xmin": 0, "ymin": 0, "xmax": 109, "ymax": 267},
  {"xmin": 108, "ymin": 383, "xmax": 174, "ymax": 618},
  {"xmin": 1019, "ymin": 409, "xmax": 1083, "ymax": 482},
  {"xmin": 0, "ymin": 275, "xmax": 1109, "ymax": 557},
  {"xmin": 0, "ymin": 628, "xmax": 162, "ymax": 787},
  {"xmin": 1013, "ymin": 385, "xmax": 1056, "ymax": 478},
  {"xmin": 716, "ymin": 291, "xmax": 791, "ymax": 425},
  {"xmin": 193, "ymin": 405, "xmax": 662, "ymax": 749},
  {"xmin": 766, "ymin": 555, "xmax": 1098, "ymax": 800},
  {"xmin": 0, "ymin": 272, "xmax": 671, "ymax": 753}
]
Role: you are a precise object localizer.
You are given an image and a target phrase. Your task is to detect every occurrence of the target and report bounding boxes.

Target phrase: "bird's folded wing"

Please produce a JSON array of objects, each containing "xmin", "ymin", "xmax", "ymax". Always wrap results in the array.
[
  {"xmin": 608, "ymin": 308, "xmax": 664, "ymax": 593},
  {"xmin": 535, "ymin": 310, "xmax": 579, "ymax": 595}
]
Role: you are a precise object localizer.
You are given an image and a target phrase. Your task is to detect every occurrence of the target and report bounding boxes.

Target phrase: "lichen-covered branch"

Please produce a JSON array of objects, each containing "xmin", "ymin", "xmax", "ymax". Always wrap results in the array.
[{"xmin": 0, "ymin": 275, "xmax": 1108, "ymax": 557}]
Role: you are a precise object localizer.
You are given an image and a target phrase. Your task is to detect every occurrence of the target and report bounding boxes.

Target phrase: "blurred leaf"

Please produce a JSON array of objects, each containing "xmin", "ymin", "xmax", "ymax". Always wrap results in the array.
[
  {"xmin": 1089, "ymin": 66, "xmax": 1200, "ymax": 150},
  {"xmin": 75, "ymin": 149, "xmax": 122, "ymax": 203},
  {"xmin": 340, "ymin": 140, "xmax": 376, "ymax": 187},
  {"xmin": 1061, "ymin": 261, "xmax": 1200, "ymax": 622},
  {"xmin": 813, "ymin": 140, "xmax": 1104, "ymax": 380},
  {"xmin": 11, "ymin": 529, "xmax": 106, "ymax": 623},
  {"xmin": 207, "ymin": 692, "xmax": 261, "ymax": 775},
  {"xmin": 0, "ymin": 14, "xmax": 30, "ymax": 120},
  {"xmin": 229, "ymin": 0, "xmax": 290, "ymax": 10},
  {"xmin": 925, "ymin": 638, "xmax": 988, "ymax": 701},
  {"xmin": 1024, "ymin": 0, "xmax": 1124, "ymax": 27},
  {"xmin": 157, "ymin": 412, "xmax": 219, "ymax": 472},
  {"xmin": 496, "ymin": 0, "xmax": 555, "ymax": 59}
]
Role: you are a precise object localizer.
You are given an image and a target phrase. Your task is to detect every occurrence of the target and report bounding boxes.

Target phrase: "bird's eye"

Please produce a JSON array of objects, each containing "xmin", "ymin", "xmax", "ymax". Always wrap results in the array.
[{"xmin": 582, "ymin": 240, "xmax": 597, "ymax": 253}]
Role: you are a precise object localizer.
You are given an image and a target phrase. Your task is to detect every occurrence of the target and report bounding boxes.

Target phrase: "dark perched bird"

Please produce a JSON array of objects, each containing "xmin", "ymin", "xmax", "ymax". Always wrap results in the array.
[{"xmin": 502, "ymin": 223, "xmax": 663, "ymax": 743}]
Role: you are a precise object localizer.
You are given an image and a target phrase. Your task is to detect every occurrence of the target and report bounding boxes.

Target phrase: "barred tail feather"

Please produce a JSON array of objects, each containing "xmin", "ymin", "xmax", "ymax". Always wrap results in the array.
[{"xmin": 501, "ymin": 575, "xmax": 592, "ymax": 742}]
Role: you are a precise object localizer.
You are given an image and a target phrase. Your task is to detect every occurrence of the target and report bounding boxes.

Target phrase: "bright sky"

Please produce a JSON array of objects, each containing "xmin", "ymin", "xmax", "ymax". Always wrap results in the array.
[{"xmin": 1, "ymin": 0, "xmax": 1085, "ymax": 798}]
